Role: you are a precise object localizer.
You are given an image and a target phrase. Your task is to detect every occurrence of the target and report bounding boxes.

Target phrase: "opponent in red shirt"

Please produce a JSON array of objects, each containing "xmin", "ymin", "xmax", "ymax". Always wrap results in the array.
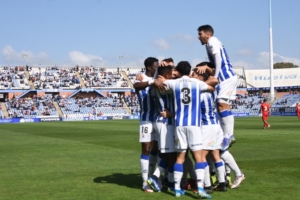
[
  {"xmin": 296, "ymin": 103, "xmax": 300, "ymax": 120},
  {"xmin": 259, "ymin": 99, "xmax": 271, "ymax": 129}
]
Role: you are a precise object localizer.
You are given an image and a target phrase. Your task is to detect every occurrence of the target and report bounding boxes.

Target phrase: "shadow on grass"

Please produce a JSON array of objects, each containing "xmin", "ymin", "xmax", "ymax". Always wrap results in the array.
[
  {"xmin": 94, "ymin": 173, "xmax": 141, "ymax": 190},
  {"xmin": 93, "ymin": 173, "xmax": 197, "ymax": 198}
]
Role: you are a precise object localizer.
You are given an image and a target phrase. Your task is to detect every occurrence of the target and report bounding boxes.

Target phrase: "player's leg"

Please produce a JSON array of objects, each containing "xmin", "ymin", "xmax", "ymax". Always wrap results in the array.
[
  {"xmin": 188, "ymin": 126, "xmax": 211, "ymax": 199},
  {"xmin": 262, "ymin": 114, "xmax": 269, "ymax": 129},
  {"xmin": 220, "ymin": 150, "xmax": 245, "ymax": 189},
  {"xmin": 203, "ymin": 156, "xmax": 213, "ymax": 194},
  {"xmin": 266, "ymin": 115, "xmax": 270, "ymax": 129},
  {"xmin": 139, "ymin": 121, "xmax": 154, "ymax": 192},
  {"xmin": 149, "ymin": 123, "xmax": 159, "ymax": 175},
  {"xmin": 181, "ymin": 151, "xmax": 197, "ymax": 190},
  {"xmin": 225, "ymin": 163, "xmax": 232, "ymax": 187},
  {"xmin": 207, "ymin": 124, "xmax": 226, "ymax": 191},
  {"xmin": 165, "ymin": 124, "xmax": 177, "ymax": 190},
  {"xmin": 262, "ymin": 116, "xmax": 267, "ymax": 129},
  {"xmin": 173, "ymin": 126, "xmax": 188, "ymax": 197},
  {"xmin": 211, "ymin": 150, "xmax": 226, "ymax": 191},
  {"xmin": 147, "ymin": 123, "xmax": 168, "ymax": 192},
  {"xmin": 206, "ymin": 154, "xmax": 217, "ymax": 185},
  {"xmin": 217, "ymin": 76, "xmax": 237, "ymax": 150},
  {"xmin": 218, "ymin": 101, "xmax": 234, "ymax": 148}
]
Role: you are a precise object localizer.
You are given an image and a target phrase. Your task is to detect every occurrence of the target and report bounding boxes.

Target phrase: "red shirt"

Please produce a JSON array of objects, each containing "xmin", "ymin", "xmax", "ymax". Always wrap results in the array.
[
  {"xmin": 296, "ymin": 104, "xmax": 300, "ymax": 112},
  {"xmin": 261, "ymin": 103, "xmax": 270, "ymax": 113}
]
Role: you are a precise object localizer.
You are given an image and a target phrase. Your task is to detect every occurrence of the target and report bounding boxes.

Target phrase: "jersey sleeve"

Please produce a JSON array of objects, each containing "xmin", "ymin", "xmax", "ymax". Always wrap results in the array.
[
  {"xmin": 134, "ymin": 74, "xmax": 151, "ymax": 83},
  {"xmin": 207, "ymin": 37, "xmax": 220, "ymax": 55},
  {"xmin": 207, "ymin": 37, "xmax": 222, "ymax": 78},
  {"xmin": 198, "ymin": 80, "xmax": 209, "ymax": 91},
  {"xmin": 161, "ymin": 80, "xmax": 174, "ymax": 94}
]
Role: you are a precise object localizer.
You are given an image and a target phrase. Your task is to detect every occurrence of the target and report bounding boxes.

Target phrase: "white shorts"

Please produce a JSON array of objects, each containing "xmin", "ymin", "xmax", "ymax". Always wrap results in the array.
[
  {"xmin": 218, "ymin": 76, "xmax": 238, "ymax": 101},
  {"xmin": 216, "ymin": 124, "xmax": 224, "ymax": 149},
  {"xmin": 175, "ymin": 126, "xmax": 202, "ymax": 152},
  {"xmin": 202, "ymin": 124, "xmax": 223, "ymax": 150},
  {"xmin": 153, "ymin": 122, "xmax": 175, "ymax": 153},
  {"xmin": 139, "ymin": 121, "xmax": 158, "ymax": 143}
]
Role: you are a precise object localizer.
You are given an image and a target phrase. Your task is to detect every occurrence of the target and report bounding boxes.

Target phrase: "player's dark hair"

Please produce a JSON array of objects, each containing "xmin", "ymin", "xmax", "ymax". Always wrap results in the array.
[
  {"xmin": 175, "ymin": 61, "xmax": 191, "ymax": 76},
  {"xmin": 263, "ymin": 99, "xmax": 267, "ymax": 102},
  {"xmin": 196, "ymin": 61, "xmax": 215, "ymax": 69},
  {"xmin": 197, "ymin": 25, "xmax": 214, "ymax": 36},
  {"xmin": 192, "ymin": 68, "xmax": 210, "ymax": 81},
  {"xmin": 162, "ymin": 58, "xmax": 174, "ymax": 63},
  {"xmin": 157, "ymin": 66, "xmax": 173, "ymax": 77},
  {"xmin": 144, "ymin": 57, "xmax": 158, "ymax": 72}
]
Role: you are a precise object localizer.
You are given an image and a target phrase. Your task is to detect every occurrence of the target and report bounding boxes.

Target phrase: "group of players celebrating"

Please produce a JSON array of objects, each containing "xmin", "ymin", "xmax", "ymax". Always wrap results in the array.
[{"xmin": 134, "ymin": 25, "xmax": 245, "ymax": 198}]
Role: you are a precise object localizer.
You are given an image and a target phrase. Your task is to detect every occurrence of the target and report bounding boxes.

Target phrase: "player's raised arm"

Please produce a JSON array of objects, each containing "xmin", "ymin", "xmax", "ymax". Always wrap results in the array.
[{"xmin": 206, "ymin": 40, "xmax": 222, "ymax": 79}]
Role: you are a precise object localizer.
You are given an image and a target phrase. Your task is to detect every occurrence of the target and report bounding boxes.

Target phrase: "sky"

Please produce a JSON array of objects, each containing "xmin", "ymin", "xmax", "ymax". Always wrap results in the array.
[{"xmin": 1, "ymin": 0, "xmax": 300, "ymax": 69}]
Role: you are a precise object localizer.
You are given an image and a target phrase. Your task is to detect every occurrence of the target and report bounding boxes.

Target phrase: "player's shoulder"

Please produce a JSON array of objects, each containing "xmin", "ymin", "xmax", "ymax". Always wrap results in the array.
[
  {"xmin": 207, "ymin": 36, "xmax": 221, "ymax": 46},
  {"xmin": 141, "ymin": 74, "xmax": 152, "ymax": 82}
]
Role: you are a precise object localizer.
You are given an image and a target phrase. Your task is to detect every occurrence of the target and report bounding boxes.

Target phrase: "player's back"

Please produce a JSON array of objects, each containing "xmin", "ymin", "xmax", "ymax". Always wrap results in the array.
[
  {"xmin": 155, "ymin": 90, "xmax": 175, "ymax": 125},
  {"xmin": 261, "ymin": 102, "xmax": 270, "ymax": 113},
  {"xmin": 206, "ymin": 36, "xmax": 235, "ymax": 82},
  {"xmin": 201, "ymin": 92, "xmax": 218, "ymax": 125},
  {"xmin": 165, "ymin": 76, "xmax": 208, "ymax": 127}
]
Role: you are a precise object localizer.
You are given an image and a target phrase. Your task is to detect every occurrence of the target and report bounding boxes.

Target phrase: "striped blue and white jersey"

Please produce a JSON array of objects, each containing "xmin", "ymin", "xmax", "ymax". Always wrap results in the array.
[
  {"xmin": 206, "ymin": 36, "xmax": 236, "ymax": 83},
  {"xmin": 155, "ymin": 89, "xmax": 175, "ymax": 125},
  {"xmin": 164, "ymin": 76, "xmax": 208, "ymax": 127},
  {"xmin": 135, "ymin": 75, "xmax": 159, "ymax": 122},
  {"xmin": 201, "ymin": 91, "xmax": 219, "ymax": 126}
]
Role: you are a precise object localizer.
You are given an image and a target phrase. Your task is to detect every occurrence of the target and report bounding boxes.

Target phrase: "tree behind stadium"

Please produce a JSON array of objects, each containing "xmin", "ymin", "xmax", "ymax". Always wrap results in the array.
[{"xmin": 273, "ymin": 62, "xmax": 299, "ymax": 69}]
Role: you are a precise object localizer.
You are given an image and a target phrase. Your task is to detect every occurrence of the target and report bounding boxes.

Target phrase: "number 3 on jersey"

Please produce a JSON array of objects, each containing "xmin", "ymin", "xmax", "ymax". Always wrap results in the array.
[{"xmin": 181, "ymin": 88, "xmax": 190, "ymax": 104}]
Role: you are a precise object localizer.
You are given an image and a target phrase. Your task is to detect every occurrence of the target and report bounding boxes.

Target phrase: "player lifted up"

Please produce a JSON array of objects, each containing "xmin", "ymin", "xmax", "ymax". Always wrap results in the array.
[{"xmin": 197, "ymin": 25, "xmax": 238, "ymax": 150}]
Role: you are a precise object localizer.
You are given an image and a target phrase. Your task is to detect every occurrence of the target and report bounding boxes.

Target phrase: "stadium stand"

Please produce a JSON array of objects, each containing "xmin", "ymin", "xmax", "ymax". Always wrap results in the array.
[
  {"xmin": 0, "ymin": 65, "xmax": 299, "ymax": 119},
  {"xmin": 233, "ymin": 68, "xmax": 247, "ymax": 88},
  {"xmin": 57, "ymin": 94, "xmax": 130, "ymax": 120},
  {"xmin": 5, "ymin": 94, "xmax": 58, "ymax": 119},
  {"xmin": 29, "ymin": 67, "xmax": 81, "ymax": 90},
  {"xmin": 0, "ymin": 66, "xmax": 30, "ymax": 90},
  {"xmin": 78, "ymin": 67, "xmax": 130, "ymax": 88},
  {"xmin": 272, "ymin": 94, "xmax": 300, "ymax": 107}
]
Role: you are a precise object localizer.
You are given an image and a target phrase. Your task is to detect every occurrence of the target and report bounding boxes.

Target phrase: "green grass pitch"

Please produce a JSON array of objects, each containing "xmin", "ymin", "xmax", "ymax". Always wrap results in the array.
[{"xmin": 0, "ymin": 117, "xmax": 300, "ymax": 200}]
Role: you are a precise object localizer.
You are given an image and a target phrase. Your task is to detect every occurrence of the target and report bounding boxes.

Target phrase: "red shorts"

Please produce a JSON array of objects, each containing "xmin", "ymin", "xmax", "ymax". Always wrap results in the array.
[
  {"xmin": 262, "ymin": 113, "xmax": 269, "ymax": 121},
  {"xmin": 297, "ymin": 112, "xmax": 300, "ymax": 117}
]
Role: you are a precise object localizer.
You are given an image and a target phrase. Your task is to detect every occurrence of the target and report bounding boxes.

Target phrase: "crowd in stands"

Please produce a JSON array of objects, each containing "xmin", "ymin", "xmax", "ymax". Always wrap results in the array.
[
  {"xmin": 124, "ymin": 94, "xmax": 140, "ymax": 115},
  {"xmin": 1, "ymin": 66, "xmax": 300, "ymax": 92},
  {"xmin": 56, "ymin": 93, "xmax": 129, "ymax": 119},
  {"xmin": 29, "ymin": 66, "xmax": 81, "ymax": 90},
  {"xmin": 231, "ymin": 92, "xmax": 270, "ymax": 115},
  {"xmin": 272, "ymin": 93, "xmax": 300, "ymax": 107},
  {"xmin": 5, "ymin": 94, "xmax": 58, "ymax": 118},
  {"xmin": 1, "ymin": 65, "xmax": 300, "ymax": 119},
  {"xmin": 0, "ymin": 66, "xmax": 30, "ymax": 90},
  {"xmin": 79, "ymin": 66, "xmax": 130, "ymax": 88}
]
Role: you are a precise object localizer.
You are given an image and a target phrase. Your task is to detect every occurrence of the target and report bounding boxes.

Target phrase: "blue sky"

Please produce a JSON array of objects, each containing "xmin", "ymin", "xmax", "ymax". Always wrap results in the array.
[{"xmin": 1, "ymin": 0, "xmax": 299, "ymax": 69}]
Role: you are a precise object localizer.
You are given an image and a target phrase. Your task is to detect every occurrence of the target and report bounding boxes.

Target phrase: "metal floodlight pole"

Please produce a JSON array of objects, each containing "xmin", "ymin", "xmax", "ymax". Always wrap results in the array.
[{"xmin": 269, "ymin": 0, "xmax": 275, "ymax": 102}]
